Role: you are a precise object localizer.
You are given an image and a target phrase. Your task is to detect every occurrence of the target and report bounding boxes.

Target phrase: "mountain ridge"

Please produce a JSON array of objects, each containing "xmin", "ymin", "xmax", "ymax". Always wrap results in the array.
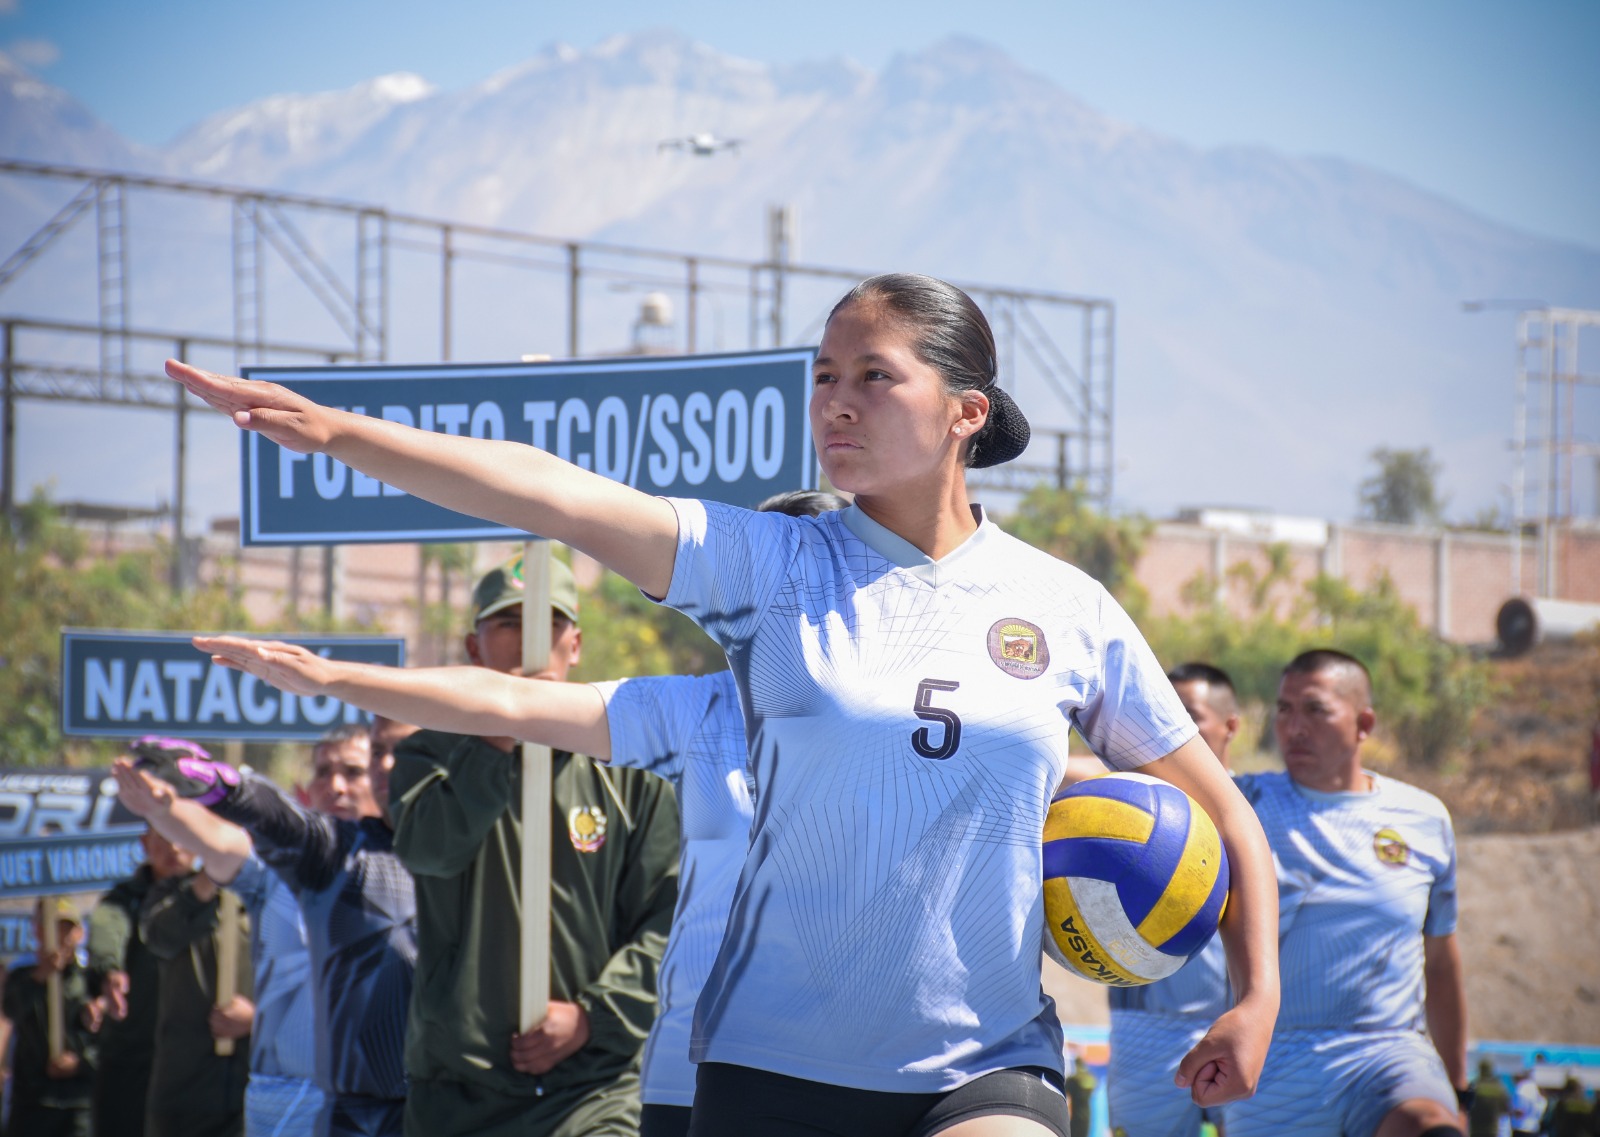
[{"xmin": 1, "ymin": 32, "xmax": 1595, "ymax": 523}]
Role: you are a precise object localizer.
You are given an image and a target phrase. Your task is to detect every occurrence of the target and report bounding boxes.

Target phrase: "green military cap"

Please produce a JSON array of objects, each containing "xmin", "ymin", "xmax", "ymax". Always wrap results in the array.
[{"xmin": 471, "ymin": 552, "xmax": 579, "ymax": 625}]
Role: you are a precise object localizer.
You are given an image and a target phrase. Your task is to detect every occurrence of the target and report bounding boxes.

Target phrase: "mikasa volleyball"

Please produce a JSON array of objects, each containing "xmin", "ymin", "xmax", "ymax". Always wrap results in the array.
[{"xmin": 1043, "ymin": 772, "xmax": 1230, "ymax": 986}]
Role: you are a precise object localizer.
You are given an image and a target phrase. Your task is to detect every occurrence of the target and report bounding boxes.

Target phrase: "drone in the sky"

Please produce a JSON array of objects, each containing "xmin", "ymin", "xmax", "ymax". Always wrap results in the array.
[{"xmin": 658, "ymin": 132, "xmax": 742, "ymax": 157}]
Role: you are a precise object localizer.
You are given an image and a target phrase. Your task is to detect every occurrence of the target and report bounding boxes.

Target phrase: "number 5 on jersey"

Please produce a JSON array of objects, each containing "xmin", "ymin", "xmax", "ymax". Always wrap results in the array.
[{"xmin": 912, "ymin": 679, "xmax": 962, "ymax": 760}]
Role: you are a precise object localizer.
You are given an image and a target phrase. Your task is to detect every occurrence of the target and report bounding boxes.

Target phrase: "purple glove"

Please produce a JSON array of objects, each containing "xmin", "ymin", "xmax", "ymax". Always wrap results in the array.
[{"xmin": 129, "ymin": 736, "xmax": 239, "ymax": 806}]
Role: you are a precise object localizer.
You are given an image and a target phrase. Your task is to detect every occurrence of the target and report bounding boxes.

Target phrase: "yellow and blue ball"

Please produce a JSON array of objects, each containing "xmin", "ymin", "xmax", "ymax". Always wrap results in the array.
[{"xmin": 1043, "ymin": 772, "xmax": 1229, "ymax": 986}]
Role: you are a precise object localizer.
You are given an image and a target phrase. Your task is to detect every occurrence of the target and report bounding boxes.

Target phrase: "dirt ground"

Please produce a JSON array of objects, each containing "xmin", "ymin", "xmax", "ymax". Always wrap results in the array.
[
  {"xmin": 1401, "ymin": 639, "xmax": 1600, "ymax": 835},
  {"xmin": 1045, "ymin": 825, "xmax": 1600, "ymax": 1046}
]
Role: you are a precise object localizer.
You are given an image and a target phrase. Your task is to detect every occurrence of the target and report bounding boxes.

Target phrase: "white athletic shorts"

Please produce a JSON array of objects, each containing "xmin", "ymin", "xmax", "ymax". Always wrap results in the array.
[
  {"xmin": 1108, "ymin": 1012, "xmax": 1215, "ymax": 1137},
  {"xmin": 1226, "ymin": 1028, "xmax": 1455, "ymax": 1137}
]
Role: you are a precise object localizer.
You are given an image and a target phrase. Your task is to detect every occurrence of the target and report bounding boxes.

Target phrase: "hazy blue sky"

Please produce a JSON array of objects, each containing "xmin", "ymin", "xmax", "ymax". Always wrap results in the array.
[{"xmin": 3, "ymin": 0, "xmax": 1597, "ymax": 249}]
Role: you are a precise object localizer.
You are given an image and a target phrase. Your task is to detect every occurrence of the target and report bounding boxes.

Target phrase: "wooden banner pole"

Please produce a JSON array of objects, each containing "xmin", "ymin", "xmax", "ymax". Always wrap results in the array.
[
  {"xmin": 214, "ymin": 889, "xmax": 239, "ymax": 1056},
  {"xmin": 519, "ymin": 540, "xmax": 553, "ymax": 1031},
  {"xmin": 41, "ymin": 896, "xmax": 63, "ymax": 1060}
]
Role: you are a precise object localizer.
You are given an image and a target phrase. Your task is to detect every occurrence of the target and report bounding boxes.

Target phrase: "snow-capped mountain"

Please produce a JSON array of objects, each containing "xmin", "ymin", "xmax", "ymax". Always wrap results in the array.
[
  {"xmin": 0, "ymin": 50, "xmax": 148, "ymax": 169},
  {"xmin": 3, "ymin": 31, "xmax": 1596, "ymax": 522}
]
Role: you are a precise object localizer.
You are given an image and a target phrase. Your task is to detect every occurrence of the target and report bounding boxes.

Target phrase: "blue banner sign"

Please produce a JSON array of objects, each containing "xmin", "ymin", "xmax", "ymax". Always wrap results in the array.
[
  {"xmin": 0, "ymin": 768, "xmax": 146, "ymax": 899},
  {"xmin": 240, "ymin": 349, "xmax": 816, "ymax": 545},
  {"xmin": 61, "ymin": 630, "xmax": 406, "ymax": 740}
]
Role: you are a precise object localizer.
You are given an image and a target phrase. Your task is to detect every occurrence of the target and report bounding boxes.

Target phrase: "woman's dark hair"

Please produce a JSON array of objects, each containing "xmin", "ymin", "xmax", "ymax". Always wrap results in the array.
[
  {"xmin": 756, "ymin": 489, "xmax": 850, "ymax": 517},
  {"xmin": 827, "ymin": 273, "xmax": 1030, "ymax": 467}
]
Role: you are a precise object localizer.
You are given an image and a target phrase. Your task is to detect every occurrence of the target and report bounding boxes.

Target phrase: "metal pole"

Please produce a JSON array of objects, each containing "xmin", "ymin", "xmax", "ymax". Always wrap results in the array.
[
  {"xmin": 1512, "ymin": 312, "xmax": 1529, "ymax": 597},
  {"xmin": 685, "ymin": 258, "xmax": 699, "ymax": 354},
  {"xmin": 323, "ymin": 545, "xmax": 342, "ymax": 621},
  {"xmin": 1, "ymin": 321, "xmax": 14, "ymax": 522},
  {"xmin": 1543, "ymin": 311, "xmax": 1558, "ymax": 596},
  {"xmin": 441, "ymin": 225, "xmax": 454, "ymax": 362},
  {"xmin": 748, "ymin": 266, "xmax": 760, "ymax": 349},
  {"xmin": 172, "ymin": 338, "xmax": 189, "ymax": 594},
  {"xmin": 566, "ymin": 243, "xmax": 580, "ymax": 359},
  {"xmin": 1104, "ymin": 303, "xmax": 1117, "ymax": 509},
  {"xmin": 769, "ymin": 206, "xmax": 787, "ymax": 348}
]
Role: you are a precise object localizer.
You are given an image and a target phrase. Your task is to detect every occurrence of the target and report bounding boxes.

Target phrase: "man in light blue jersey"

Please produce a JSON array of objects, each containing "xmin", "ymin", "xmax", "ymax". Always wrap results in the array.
[
  {"xmin": 1227, "ymin": 649, "xmax": 1468, "ymax": 1137},
  {"xmin": 1107, "ymin": 662, "xmax": 1240, "ymax": 1137}
]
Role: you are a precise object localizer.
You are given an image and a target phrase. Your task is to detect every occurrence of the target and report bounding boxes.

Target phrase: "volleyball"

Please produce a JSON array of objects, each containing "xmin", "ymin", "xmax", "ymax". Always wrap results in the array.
[{"xmin": 1043, "ymin": 772, "xmax": 1229, "ymax": 986}]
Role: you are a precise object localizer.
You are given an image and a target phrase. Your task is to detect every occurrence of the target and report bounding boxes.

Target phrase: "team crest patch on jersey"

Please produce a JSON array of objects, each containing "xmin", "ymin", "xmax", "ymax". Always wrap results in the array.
[
  {"xmin": 1373, "ymin": 827, "xmax": 1409, "ymax": 867},
  {"xmin": 987, "ymin": 618, "xmax": 1049, "ymax": 679},
  {"xmin": 568, "ymin": 806, "xmax": 607, "ymax": 853}
]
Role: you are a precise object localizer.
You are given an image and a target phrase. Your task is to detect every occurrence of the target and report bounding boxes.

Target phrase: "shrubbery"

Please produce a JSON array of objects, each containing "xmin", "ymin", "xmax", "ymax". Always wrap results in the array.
[
  {"xmin": 0, "ymin": 492, "xmax": 253, "ymax": 766},
  {"xmin": 2, "ymin": 486, "xmax": 1491, "ymax": 771},
  {"xmin": 999, "ymin": 487, "xmax": 1491, "ymax": 767}
]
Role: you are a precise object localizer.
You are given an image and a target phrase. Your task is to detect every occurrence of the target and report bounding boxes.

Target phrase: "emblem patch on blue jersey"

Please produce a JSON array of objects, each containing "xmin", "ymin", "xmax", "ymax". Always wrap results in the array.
[
  {"xmin": 987, "ymin": 618, "xmax": 1049, "ymax": 679},
  {"xmin": 568, "ymin": 806, "xmax": 608, "ymax": 853},
  {"xmin": 1373, "ymin": 827, "xmax": 1409, "ymax": 867}
]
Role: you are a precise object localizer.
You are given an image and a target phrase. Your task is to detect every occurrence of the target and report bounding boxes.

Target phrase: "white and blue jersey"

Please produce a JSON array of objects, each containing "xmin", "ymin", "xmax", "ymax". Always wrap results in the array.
[
  {"xmin": 1106, "ymin": 936, "xmax": 1229, "ymax": 1137},
  {"xmin": 1226, "ymin": 770, "xmax": 1459, "ymax": 1137},
  {"xmin": 595, "ymin": 670, "xmax": 749, "ymax": 1108},
  {"xmin": 660, "ymin": 498, "xmax": 1196, "ymax": 1092},
  {"xmin": 1237, "ymin": 770, "xmax": 1457, "ymax": 1032},
  {"xmin": 229, "ymin": 854, "xmax": 324, "ymax": 1136}
]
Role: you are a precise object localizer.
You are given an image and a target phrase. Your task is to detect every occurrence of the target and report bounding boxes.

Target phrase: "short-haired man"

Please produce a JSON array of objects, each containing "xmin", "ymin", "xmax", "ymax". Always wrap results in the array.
[
  {"xmin": 390, "ymin": 555, "xmax": 679, "ymax": 1137},
  {"xmin": 120, "ymin": 727, "xmax": 418, "ymax": 1137},
  {"xmin": 1107, "ymin": 662, "xmax": 1239, "ymax": 1137},
  {"xmin": 87, "ymin": 825, "xmax": 198, "ymax": 1137},
  {"xmin": 138, "ymin": 812, "xmax": 254, "ymax": 1137},
  {"xmin": 3, "ymin": 897, "xmax": 97, "ymax": 1137},
  {"xmin": 1227, "ymin": 649, "xmax": 1467, "ymax": 1137}
]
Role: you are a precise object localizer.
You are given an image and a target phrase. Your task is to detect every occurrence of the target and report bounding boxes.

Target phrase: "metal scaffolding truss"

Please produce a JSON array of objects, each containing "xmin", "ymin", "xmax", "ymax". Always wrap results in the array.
[
  {"xmin": 1511, "ymin": 306, "xmax": 1600, "ymax": 596},
  {"xmin": 0, "ymin": 157, "xmax": 1117, "ymax": 523}
]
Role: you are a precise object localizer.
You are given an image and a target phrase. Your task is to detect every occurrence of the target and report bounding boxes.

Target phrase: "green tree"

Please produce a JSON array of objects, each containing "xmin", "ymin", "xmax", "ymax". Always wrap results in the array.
[
  {"xmin": 1000, "ymin": 486, "xmax": 1152, "ymax": 614},
  {"xmin": 1144, "ymin": 566, "xmax": 1490, "ymax": 768},
  {"xmin": 0, "ymin": 492, "xmax": 254, "ymax": 766},
  {"xmin": 1359, "ymin": 447, "xmax": 1444, "ymax": 526},
  {"xmin": 568, "ymin": 565, "xmax": 723, "ymax": 683}
]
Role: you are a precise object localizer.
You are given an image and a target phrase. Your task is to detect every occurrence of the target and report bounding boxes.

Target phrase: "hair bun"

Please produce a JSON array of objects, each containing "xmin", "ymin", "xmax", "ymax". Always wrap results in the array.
[{"xmin": 971, "ymin": 385, "xmax": 1030, "ymax": 468}]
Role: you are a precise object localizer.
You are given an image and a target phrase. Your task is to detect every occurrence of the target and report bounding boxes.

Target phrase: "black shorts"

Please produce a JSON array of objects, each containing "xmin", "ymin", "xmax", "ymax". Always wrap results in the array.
[
  {"xmin": 688, "ymin": 1061, "xmax": 1069, "ymax": 1137},
  {"xmin": 641, "ymin": 1104, "xmax": 692, "ymax": 1137}
]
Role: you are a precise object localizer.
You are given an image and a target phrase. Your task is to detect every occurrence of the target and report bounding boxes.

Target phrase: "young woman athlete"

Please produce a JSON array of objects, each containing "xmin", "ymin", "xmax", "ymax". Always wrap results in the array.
[{"xmin": 168, "ymin": 273, "xmax": 1280, "ymax": 1137}]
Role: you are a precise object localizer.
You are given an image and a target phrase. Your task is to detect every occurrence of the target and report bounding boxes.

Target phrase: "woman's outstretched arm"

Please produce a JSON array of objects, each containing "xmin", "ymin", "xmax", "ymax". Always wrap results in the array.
[
  {"xmin": 166, "ymin": 359, "xmax": 679, "ymax": 597},
  {"xmin": 193, "ymin": 635, "xmax": 611, "ymax": 757}
]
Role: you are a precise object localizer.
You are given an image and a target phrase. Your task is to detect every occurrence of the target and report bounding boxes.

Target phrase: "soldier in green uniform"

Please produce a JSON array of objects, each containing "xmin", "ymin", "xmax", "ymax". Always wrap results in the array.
[
  {"xmin": 391, "ymin": 555, "xmax": 679, "ymax": 1137},
  {"xmin": 139, "ymin": 855, "xmax": 254, "ymax": 1137},
  {"xmin": 1064, "ymin": 1055, "xmax": 1096, "ymax": 1137},
  {"xmin": 88, "ymin": 829, "xmax": 196, "ymax": 1137},
  {"xmin": 1548, "ymin": 1077, "xmax": 1594, "ymax": 1137},
  {"xmin": 1467, "ymin": 1059, "xmax": 1511, "ymax": 1137},
  {"xmin": 2, "ymin": 898, "xmax": 97, "ymax": 1137}
]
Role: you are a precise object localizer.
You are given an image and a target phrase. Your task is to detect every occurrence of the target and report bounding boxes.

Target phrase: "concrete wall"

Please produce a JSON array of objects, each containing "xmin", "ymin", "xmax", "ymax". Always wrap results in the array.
[
  {"xmin": 68, "ymin": 516, "xmax": 1600, "ymax": 656},
  {"xmin": 1136, "ymin": 520, "xmax": 1598, "ymax": 645}
]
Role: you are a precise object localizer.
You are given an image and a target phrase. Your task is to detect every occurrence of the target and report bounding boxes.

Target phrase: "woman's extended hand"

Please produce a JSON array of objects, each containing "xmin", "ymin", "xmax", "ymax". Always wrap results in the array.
[
  {"xmin": 166, "ymin": 359, "xmax": 338, "ymax": 452},
  {"xmin": 110, "ymin": 759, "xmax": 176, "ymax": 820},
  {"xmin": 193, "ymin": 635, "xmax": 338, "ymax": 697}
]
